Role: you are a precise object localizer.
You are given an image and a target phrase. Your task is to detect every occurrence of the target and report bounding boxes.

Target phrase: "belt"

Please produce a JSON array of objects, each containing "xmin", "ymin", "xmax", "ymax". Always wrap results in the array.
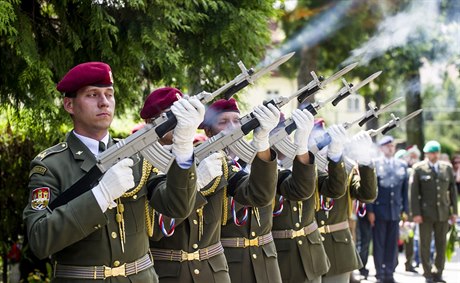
[
  {"xmin": 150, "ymin": 242, "xmax": 224, "ymax": 262},
  {"xmin": 221, "ymin": 232, "xmax": 273, "ymax": 248},
  {"xmin": 318, "ymin": 220, "xmax": 349, "ymax": 234},
  {"xmin": 54, "ymin": 253, "xmax": 152, "ymax": 280},
  {"xmin": 272, "ymin": 221, "xmax": 318, "ymax": 239}
]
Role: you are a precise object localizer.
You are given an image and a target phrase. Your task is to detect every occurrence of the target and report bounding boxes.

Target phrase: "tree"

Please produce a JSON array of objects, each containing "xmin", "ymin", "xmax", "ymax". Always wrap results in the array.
[{"xmin": 0, "ymin": 1, "xmax": 277, "ymax": 280}]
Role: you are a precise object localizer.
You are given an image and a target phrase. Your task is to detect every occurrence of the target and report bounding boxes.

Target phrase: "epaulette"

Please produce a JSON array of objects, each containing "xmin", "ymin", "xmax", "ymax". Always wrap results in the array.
[
  {"xmin": 34, "ymin": 142, "xmax": 68, "ymax": 161},
  {"xmin": 439, "ymin": 160, "xmax": 453, "ymax": 168}
]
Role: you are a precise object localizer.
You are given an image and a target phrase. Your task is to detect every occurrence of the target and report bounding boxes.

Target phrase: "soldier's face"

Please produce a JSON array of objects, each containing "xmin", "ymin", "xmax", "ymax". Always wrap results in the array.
[
  {"xmin": 64, "ymin": 86, "xmax": 115, "ymax": 138},
  {"xmin": 205, "ymin": 112, "xmax": 240, "ymax": 137},
  {"xmin": 425, "ymin": 151, "xmax": 440, "ymax": 163},
  {"xmin": 380, "ymin": 142, "xmax": 396, "ymax": 157}
]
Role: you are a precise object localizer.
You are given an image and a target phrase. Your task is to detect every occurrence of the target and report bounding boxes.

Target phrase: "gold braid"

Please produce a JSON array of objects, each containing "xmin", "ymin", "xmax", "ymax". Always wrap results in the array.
[
  {"xmin": 145, "ymin": 199, "xmax": 155, "ymax": 237},
  {"xmin": 346, "ymin": 166, "xmax": 358, "ymax": 218},
  {"xmin": 221, "ymin": 159, "xmax": 229, "ymax": 225},
  {"xmin": 315, "ymin": 176, "xmax": 321, "ymax": 211}
]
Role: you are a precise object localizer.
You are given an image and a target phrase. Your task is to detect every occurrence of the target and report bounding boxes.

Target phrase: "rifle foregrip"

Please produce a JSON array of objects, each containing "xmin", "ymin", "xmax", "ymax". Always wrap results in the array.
[
  {"xmin": 155, "ymin": 113, "xmax": 177, "ymax": 138},
  {"xmin": 304, "ymin": 104, "xmax": 318, "ymax": 116},
  {"xmin": 382, "ymin": 124, "xmax": 397, "ymax": 135},
  {"xmin": 332, "ymin": 91, "xmax": 351, "ymax": 106},
  {"xmin": 241, "ymin": 117, "xmax": 260, "ymax": 135},
  {"xmin": 358, "ymin": 115, "xmax": 376, "ymax": 127},
  {"xmin": 223, "ymin": 80, "xmax": 250, "ymax": 100},
  {"xmin": 297, "ymin": 86, "xmax": 318, "ymax": 104},
  {"xmin": 284, "ymin": 122, "xmax": 297, "ymax": 135}
]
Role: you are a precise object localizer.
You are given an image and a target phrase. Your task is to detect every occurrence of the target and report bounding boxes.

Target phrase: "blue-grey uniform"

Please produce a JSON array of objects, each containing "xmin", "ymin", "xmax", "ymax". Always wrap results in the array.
[{"xmin": 367, "ymin": 157, "xmax": 408, "ymax": 281}]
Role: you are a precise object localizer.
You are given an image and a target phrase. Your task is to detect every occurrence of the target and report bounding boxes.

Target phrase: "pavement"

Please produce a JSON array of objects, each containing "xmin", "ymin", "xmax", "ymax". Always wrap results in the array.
[{"xmin": 353, "ymin": 247, "xmax": 460, "ymax": 283}]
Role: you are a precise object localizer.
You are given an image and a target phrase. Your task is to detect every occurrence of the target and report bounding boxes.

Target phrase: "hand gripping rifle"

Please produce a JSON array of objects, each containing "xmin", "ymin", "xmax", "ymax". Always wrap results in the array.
[
  {"xmin": 314, "ymin": 108, "xmax": 423, "ymax": 173},
  {"xmin": 271, "ymin": 71, "xmax": 383, "ymax": 168},
  {"xmin": 47, "ymin": 52, "xmax": 294, "ymax": 210},
  {"xmin": 194, "ymin": 62, "xmax": 358, "ymax": 164}
]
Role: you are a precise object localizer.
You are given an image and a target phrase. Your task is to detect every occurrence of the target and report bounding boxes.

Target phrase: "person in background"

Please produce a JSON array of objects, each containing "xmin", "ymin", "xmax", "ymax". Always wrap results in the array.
[
  {"xmin": 451, "ymin": 153, "xmax": 460, "ymax": 195},
  {"xmin": 368, "ymin": 136, "xmax": 409, "ymax": 283},
  {"xmin": 23, "ymin": 63, "xmax": 201, "ymax": 282},
  {"xmin": 410, "ymin": 140, "xmax": 458, "ymax": 283}
]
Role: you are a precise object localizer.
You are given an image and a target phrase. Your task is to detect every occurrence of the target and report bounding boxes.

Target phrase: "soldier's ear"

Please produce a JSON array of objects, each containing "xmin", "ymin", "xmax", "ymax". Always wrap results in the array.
[{"xmin": 63, "ymin": 97, "xmax": 74, "ymax": 115}]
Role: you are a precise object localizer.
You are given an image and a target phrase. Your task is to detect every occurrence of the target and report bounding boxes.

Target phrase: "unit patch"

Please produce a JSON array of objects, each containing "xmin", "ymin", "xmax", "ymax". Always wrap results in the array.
[
  {"xmin": 31, "ymin": 187, "xmax": 50, "ymax": 210},
  {"xmin": 29, "ymin": 166, "xmax": 47, "ymax": 178}
]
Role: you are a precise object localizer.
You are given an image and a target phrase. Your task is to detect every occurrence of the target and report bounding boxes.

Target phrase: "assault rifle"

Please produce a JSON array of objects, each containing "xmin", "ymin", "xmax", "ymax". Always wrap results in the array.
[
  {"xmin": 194, "ymin": 62, "xmax": 358, "ymax": 164},
  {"xmin": 48, "ymin": 52, "xmax": 294, "ymax": 210}
]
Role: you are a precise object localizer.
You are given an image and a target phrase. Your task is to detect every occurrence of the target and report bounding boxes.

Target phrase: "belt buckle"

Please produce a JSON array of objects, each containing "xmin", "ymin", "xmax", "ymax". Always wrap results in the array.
[
  {"xmin": 104, "ymin": 263, "xmax": 126, "ymax": 278},
  {"xmin": 244, "ymin": 238, "xmax": 259, "ymax": 247},
  {"xmin": 181, "ymin": 250, "xmax": 200, "ymax": 261},
  {"xmin": 291, "ymin": 229, "xmax": 305, "ymax": 239}
]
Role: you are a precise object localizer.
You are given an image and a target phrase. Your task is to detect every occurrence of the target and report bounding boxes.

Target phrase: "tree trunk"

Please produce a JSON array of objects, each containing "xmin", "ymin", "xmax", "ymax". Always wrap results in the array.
[
  {"xmin": 297, "ymin": 45, "xmax": 318, "ymax": 105},
  {"xmin": 405, "ymin": 73, "xmax": 424, "ymax": 152}
]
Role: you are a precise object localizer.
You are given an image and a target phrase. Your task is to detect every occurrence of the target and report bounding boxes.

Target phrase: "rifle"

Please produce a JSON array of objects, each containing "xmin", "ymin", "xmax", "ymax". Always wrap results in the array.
[
  {"xmin": 48, "ymin": 52, "xmax": 294, "ymax": 210},
  {"xmin": 194, "ymin": 62, "xmax": 358, "ymax": 164}
]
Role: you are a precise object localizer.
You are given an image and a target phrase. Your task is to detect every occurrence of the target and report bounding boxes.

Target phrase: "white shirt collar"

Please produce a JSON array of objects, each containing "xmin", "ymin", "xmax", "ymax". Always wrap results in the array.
[{"xmin": 73, "ymin": 131, "xmax": 109, "ymax": 156}]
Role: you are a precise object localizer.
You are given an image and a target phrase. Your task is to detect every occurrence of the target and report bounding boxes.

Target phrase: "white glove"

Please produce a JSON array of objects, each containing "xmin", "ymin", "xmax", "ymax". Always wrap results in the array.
[
  {"xmin": 171, "ymin": 96, "xmax": 205, "ymax": 163},
  {"xmin": 292, "ymin": 109, "xmax": 314, "ymax": 155},
  {"xmin": 196, "ymin": 152, "xmax": 224, "ymax": 190},
  {"xmin": 326, "ymin": 124, "xmax": 347, "ymax": 161},
  {"xmin": 348, "ymin": 131, "xmax": 373, "ymax": 165},
  {"xmin": 92, "ymin": 158, "xmax": 135, "ymax": 212},
  {"xmin": 252, "ymin": 104, "xmax": 280, "ymax": 152}
]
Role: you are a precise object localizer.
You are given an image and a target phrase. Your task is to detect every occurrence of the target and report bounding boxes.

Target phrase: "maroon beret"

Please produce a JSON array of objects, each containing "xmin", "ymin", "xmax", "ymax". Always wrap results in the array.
[
  {"xmin": 57, "ymin": 62, "xmax": 113, "ymax": 96},
  {"xmin": 140, "ymin": 87, "xmax": 183, "ymax": 119},
  {"xmin": 199, "ymin": 98, "xmax": 240, "ymax": 129}
]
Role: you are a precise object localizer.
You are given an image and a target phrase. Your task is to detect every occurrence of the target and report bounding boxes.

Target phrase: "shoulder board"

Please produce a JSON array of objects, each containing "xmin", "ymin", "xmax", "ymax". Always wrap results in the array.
[
  {"xmin": 35, "ymin": 142, "xmax": 68, "ymax": 161},
  {"xmin": 439, "ymin": 160, "xmax": 453, "ymax": 168},
  {"xmin": 412, "ymin": 161, "xmax": 425, "ymax": 169}
]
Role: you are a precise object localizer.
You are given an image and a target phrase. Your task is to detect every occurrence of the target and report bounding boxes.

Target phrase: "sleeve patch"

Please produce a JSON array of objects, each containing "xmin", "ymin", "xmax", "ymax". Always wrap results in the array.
[
  {"xmin": 31, "ymin": 187, "xmax": 50, "ymax": 210},
  {"xmin": 29, "ymin": 165, "xmax": 47, "ymax": 178}
]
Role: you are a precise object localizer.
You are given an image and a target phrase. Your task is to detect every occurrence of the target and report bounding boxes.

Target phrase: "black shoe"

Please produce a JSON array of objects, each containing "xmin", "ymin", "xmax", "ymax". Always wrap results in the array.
[
  {"xmin": 405, "ymin": 266, "xmax": 418, "ymax": 273},
  {"xmin": 425, "ymin": 278, "xmax": 434, "ymax": 283},
  {"xmin": 433, "ymin": 276, "xmax": 446, "ymax": 283},
  {"xmin": 359, "ymin": 268, "xmax": 369, "ymax": 279}
]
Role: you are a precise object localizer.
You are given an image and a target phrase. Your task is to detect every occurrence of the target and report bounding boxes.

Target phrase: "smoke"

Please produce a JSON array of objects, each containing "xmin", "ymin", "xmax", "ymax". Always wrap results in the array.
[
  {"xmin": 263, "ymin": 0, "xmax": 357, "ymax": 66},
  {"xmin": 343, "ymin": 0, "xmax": 460, "ymax": 69}
]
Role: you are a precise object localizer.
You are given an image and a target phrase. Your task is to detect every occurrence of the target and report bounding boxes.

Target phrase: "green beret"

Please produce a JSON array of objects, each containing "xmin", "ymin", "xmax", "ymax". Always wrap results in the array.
[{"xmin": 423, "ymin": 140, "xmax": 441, "ymax": 153}]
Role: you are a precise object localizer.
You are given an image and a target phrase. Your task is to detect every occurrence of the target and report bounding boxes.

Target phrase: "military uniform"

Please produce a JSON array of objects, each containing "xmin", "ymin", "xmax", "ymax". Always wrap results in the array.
[
  {"xmin": 316, "ymin": 163, "xmax": 376, "ymax": 282},
  {"xmin": 23, "ymin": 132, "xmax": 197, "ymax": 282},
  {"xmin": 149, "ymin": 154, "xmax": 278, "ymax": 283},
  {"xmin": 273, "ymin": 157, "xmax": 347, "ymax": 283},
  {"xmin": 368, "ymin": 157, "xmax": 408, "ymax": 282},
  {"xmin": 219, "ymin": 150, "xmax": 281, "ymax": 283},
  {"xmin": 410, "ymin": 160, "xmax": 458, "ymax": 280}
]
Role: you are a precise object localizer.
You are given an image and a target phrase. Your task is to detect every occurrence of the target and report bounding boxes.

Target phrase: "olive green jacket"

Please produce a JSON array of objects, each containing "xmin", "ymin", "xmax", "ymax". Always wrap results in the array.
[
  {"xmin": 273, "ymin": 157, "xmax": 347, "ymax": 283},
  {"xmin": 317, "ymin": 165, "xmax": 377, "ymax": 277},
  {"xmin": 149, "ymin": 154, "xmax": 278, "ymax": 282},
  {"xmin": 221, "ymin": 150, "xmax": 281, "ymax": 283},
  {"xmin": 23, "ymin": 132, "xmax": 197, "ymax": 283},
  {"xmin": 410, "ymin": 160, "xmax": 458, "ymax": 221}
]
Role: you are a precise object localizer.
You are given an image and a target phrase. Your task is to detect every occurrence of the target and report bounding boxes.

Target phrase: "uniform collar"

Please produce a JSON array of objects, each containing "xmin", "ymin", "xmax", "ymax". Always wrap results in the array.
[{"xmin": 72, "ymin": 131, "xmax": 109, "ymax": 156}]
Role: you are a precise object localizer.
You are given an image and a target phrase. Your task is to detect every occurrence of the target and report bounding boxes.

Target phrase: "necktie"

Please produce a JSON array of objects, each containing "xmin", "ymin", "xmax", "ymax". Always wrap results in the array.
[{"xmin": 98, "ymin": 141, "xmax": 106, "ymax": 153}]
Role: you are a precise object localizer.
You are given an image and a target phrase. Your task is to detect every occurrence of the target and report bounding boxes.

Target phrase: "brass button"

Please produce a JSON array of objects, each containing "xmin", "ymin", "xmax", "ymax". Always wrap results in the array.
[
  {"xmin": 190, "ymin": 172, "xmax": 195, "ymax": 180},
  {"xmin": 293, "ymin": 207, "xmax": 298, "ymax": 211},
  {"xmin": 194, "ymin": 269, "xmax": 200, "ymax": 275},
  {"xmin": 295, "ymin": 223, "xmax": 300, "ymax": 228},
  {"xmin": 94, "ymin": 224, "xmax": 101, "ymax": 229},
  {"xmin": 345, "ymin": 238, "xmax": 348, "ymax": 242},
  {"xmin": 321, "ymin": 236, "xmax": 325, "ymax": 241},
  {"xmin": 192, "ymin": 244, "xmax": 198, "ymax": 249},
  {"xmin": 251, "ymin": 232, "xmax": 256, "ymax": 237},
  {"xmin": 132, "ymin": 195, "xmax": 137, "ymax": 200},
  {"xmin": 298, "ymin": 240, "xmax": 303, "ymax": 245},
  {"xmin": 252, "ymin": 254, "xmax": 257, "ymax": 259},
  {"xmin": 437, "ymin": 202, "xmax": 440, "ymax": 205},
  {"xmin": 111, "ymin": 232, "xmax": 117, "ymax": 239},
  {"xmin": 193, "ymin": 220, "xmax": 198, "ymax": 225},
  {"xmin": 196, "ymin": 209, "xmax": 201, "ymax": 213},
  {"xmin": 320, "ymin": 220, "xmax": 325, "ymax": 225},
  {"xmin": 113, "ymin": 260, "xmax": 120, "ymax": 267}
]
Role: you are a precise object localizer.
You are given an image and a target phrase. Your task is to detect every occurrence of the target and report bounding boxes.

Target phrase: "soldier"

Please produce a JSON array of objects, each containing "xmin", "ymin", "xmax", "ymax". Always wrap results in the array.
[
  {"xmin": 317, "ymin": 131, "xmax": 377, "ymax": 283},
  {"xmin": 367, "ymin": 135, "xmax": 409, "ymax": 283},
  {"xmin": 410, "ymin": 140, "xmax": 458, "ymax": 283},
  {"xmin": 272, "ymin": 116, "xmax": 349, "ymax": 283},
  {"xmin": 196, "ymin": 99, "xmax": 282, "ymax": 283},
  {"xmin": 149, "ymin": 97, "xmax": 280, "ymax": 282},
  {"xmin": 23, "ymin": 63, "xmax": 202, "ymax": 282}
]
